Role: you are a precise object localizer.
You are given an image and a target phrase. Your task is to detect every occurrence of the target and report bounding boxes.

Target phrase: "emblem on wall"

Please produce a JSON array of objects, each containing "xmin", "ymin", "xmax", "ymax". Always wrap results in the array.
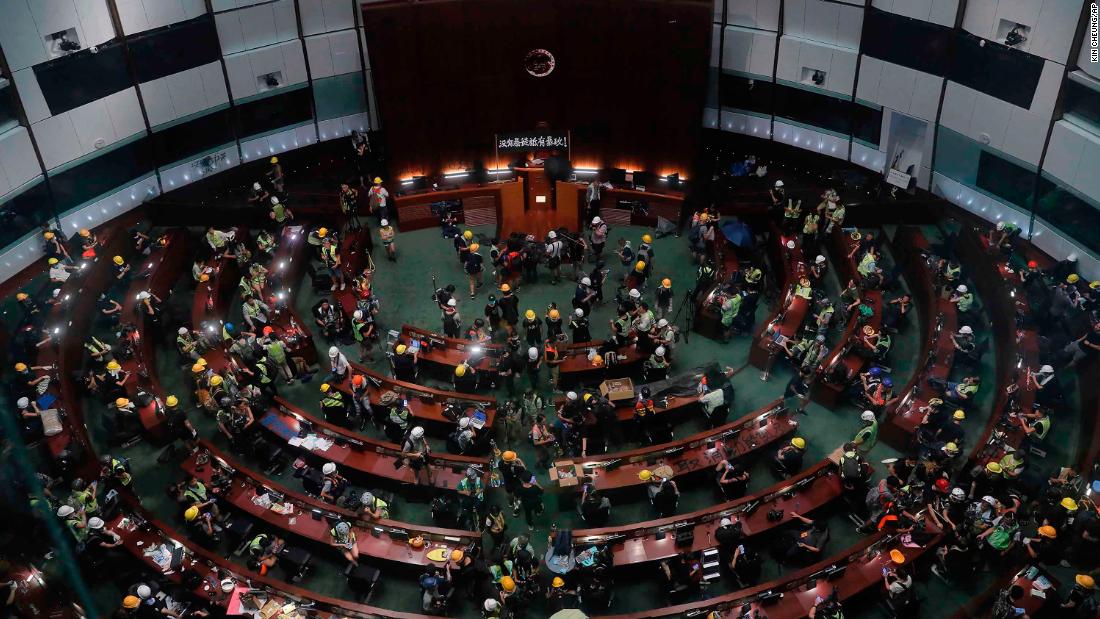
[{"xmin": 524, "ymin": 49, "xmax": 555, "ymax": 77}]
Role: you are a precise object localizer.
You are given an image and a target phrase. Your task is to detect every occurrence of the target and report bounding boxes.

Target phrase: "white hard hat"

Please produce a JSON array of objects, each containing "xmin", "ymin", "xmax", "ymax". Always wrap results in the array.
[
  {"xmin": 720, "ymin": 517, "xmax": 733, "ymax": 527},
  {"xmin": 136, "ymin": 585, "xmax": 152, "ymax": 599},
  {"xmin": 253, "ymin": 182, "xmax": 261, "ymax": 190},
  {"xmin": 816, "ymin": 255, "xmax": 825, "ymax": 264},
  {"xmin": 1039, "ymin": 364, "xmax": 1053, "ymax": 373},
  {"xmin": 957, "ymin": 285, "xmax": 968, "ymax": 293},
  {"xmin": 566, "ymin": 391, "xmax": 578, "ymax": 400},
  {"xmin": 447, "ymin": 298, "xmax": 457, "ymax": 307},
  {"xmin": 628, "ymin": 288, "xmax": 641, "ymax": 298},
  {"xmin": 581, "ymin": 277, "xmax": 591, "ymax": 286},
  {"xmin": 774, "ymin": 180, "xmax": 784, "ymax": 188},
  {"xmin": 57, "ymin": 505, "xmax": 75, "ymax": 517},
  {"xmin": 548, "ymin": 231, "xmax": 557, "ymax": 239},
  {"xmin": 322, "ymin": 462, "xmax": 337, "ymax": 475},
  {"xmin": 361, "ymin": 491, "xmax": 374, "ymax": 504},
  {"xmin": 655, "ymin": 346, "xmax": 666, "ymax": 356},
  {"xmin": 270, "ymin": 196, "xmax": 279, "ymax": 205},
  {"xmin": 996, "ymin": 221, "xmax": 1005, "ymax": 231},
  {"xmin": 88, "ymin": 517, "xmax": 104, "ymax": 530},
  {"xmin": 959, "ymin": 326, "xmax": 972, "ymax": 335},
  {"xmin": 380, "ymin": 219, "xmax": 389, "ymax": 226},
  {"xmin": 17, "ymin": 397, "xmax": 29, "ymax": 408},
  {"xmin": 136, "ymin": 291, "xmax": 151, "ymax": 300},
  {"xmin": 574, "ymin": 308, "xmax": 584, "ymax": 316},
  {"xmin": 528, "ymin": 347, "xmax": 538, "ymax": 360},
  {"xmin": 353, "ymin": 310, "xmax": 363, "ymax": 320},
  {"xmin": 657, "ymin": 318, "xmax": 669, "ymax": 328},
  {"xmin": 459, "ymin": 417, "xmax": 471, "ymax": 429},
  {"xmin": 484, "ymin": 599, "xmax": 500, "ymax": 612},
  {"xmin": 861, "ymin": 410, "xmax": 875, "ymax": 422},
  {"xmin": 592, "ymin": 216, "xmax": 602, "ymax": 224},
  {"xmin": 981, "ymin": 495, "xmax": 997, "ymax": 506},
  {"xmin": 786, "ymin": 240, "xmax": 796, "ymax": 249},
  {"xmin": 329, "ymin": 346, "xmax": 340, "ymax": 357},
  {"xmin": 178, "ymin": 327, "xmax": 189, "ymax": 336},
  {"xmin": 411, "ymin": 426, "xmax": 425, "ymax": 439}
]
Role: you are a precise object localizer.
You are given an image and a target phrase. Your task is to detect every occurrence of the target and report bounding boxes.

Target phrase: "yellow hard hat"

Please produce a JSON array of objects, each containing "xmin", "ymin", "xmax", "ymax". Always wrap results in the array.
[
  {"xmin": 638, "ymin": 469, "xmax": 652, "ymax": 481},
  {"xmin": 986, "ymin": 461, "xmax": 1002, "ymax": 474},
  {"xmin": 500, "ymin": 576, "xmax": 516, "ymax": 592},
  {"xmin": 525, "ymin": 309, "xmax": 536, "ymax": 320},
  {"xmin": 552, "ymin": 576, "xmax": 565, "ymax": 588},
  {"xmin": 500, "ymin": 283, "xmax": 511, "ymax": 292},
  {"xmin": 642, "ymin": 234, "xmax": 652, "ymax": 244},
  {"xmin": 889, "ymin": 549, "xmax": 905, "ymax": 564},
  {"xmin": 199, "ymin": 273, "xmax": 209, "ymax": 282},
  {"xmin": 373, "ymin": 177, "xmax": 382, "ymax": 184},
  {"xmin": 1062, "ymin": 497, "xmax": 1079, "ymax": 511},
  {"xmin": 791, "ymin": 437, "xmax": 806, "ymax": 449},
  {"xmin": 1091, "ymin": 281, "xmax": 1100, "ymax": 290},
  {"xmin": 953, "ymin": 410, "xmax": 966, "ymax": 420},
  {"xmin": 1076, "ymin": 574, "xmax": 1095, "ymax": 588},
  {"xmin": 1037, "ymin": 525, "xmax": 1057, "ymax": 538},
  {"xmin": 583, "ymin": 393, "xmax": 592, "ymax": 402},
  {"xmin": 549, "ymin": 309, "xmax": 560, "ymax": 320},
  {"xmin": 191, "ymin": 363, "xmax": 204, "ymax": 373},
  {"xmin": 166, "ymin": 395, "xmax": 179, "ymax": 407},
  {"xmin": 635, "ymin": 261, "xmax": 646, "ymax": 272},
  {"xmin": 320, "ymin": 383, "xmax": 330, "ymax": 393},
  {"xmin": 48, "ymin": 257, "xmax": 59, "ymax": 265},
  {"xmin": 592, "ymin": 354, "xmax": 604, "ymax": 366},
  {"xmin": 396, "ymin": 344, "xmax": 407, "ymax": 354},
  {"xmin": 44, "ymin": 231, "xmax": 55, "ymax": 240},
  {"xmin": 469, "ymin": 243, "xmax": 480, "ymax": 252},
  {"xmin": 184, "ymin": 505, "xmax": 200, "ymax": 521},
  {"xmin": 209, "ymin": 375, "xmax": 223, "ymax": 386},
  {"xmin": 699, "ymin": 213, "xmax": 709, "ymax": 222},
  {"xmin": 79, "ymin": 229, "xmax": 91, "ymax": 237},
  {"xmin": 115, "ymin": 397, "xmax": 129, "ymax": 408},
  {"xmin": 197, "ymin": 357, "xmax": 208, "ymax": 367},
  {"xmin": 455, "ymin": 364, "xmax": 467, "ymax": 377},
  {"xmin": 1067, "ymin": 273, "xmax": 1080, "ymax": 284},
  {"xmin": 270, "ymin": 156, "xmax": 278, "ymax": 164},
  {"xmin": 944, "ymin": 442, "xmax": 959, "ymax": 453},
  {"xmin": 15, "ymin": 292, "xmax": 28, "ymax": 301},
  {"xmin": 463, "ymin": 230, "xmax": 473, "ymax": 240},
  {"xmin": 123, "ymin": 595, "xmax": 140, "ymax": 609},
  {"xmin": 14, "ymin": 362, "xmax": 27, "ymax": 372},
  {"xmin": 113, "ymin": 255, "xmax": 124, "ymax": 266},
  {"xmin": 502, "ymin": 450, "xmax": 517, "ymax": 462},
  {"xmin": 662, "ymin": 278, "xmax": 672, "ymax": 288},
  {"xmin": 317, "ymin": 227, "xmax": 328, "ymax": 238},
  {"xmin": 450, "ymin": 549, "xmax": 464, "ymax": 562},
  {"xmin": 107, "ymin": 361, "xmax": 122, "ymax": 371}
]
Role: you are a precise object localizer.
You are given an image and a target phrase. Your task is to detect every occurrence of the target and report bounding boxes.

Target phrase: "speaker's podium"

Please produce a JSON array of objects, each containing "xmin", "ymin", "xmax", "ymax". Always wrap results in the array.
[{"xmin": 503, "ymin": 167, "xmax": 577, "ymax": 239}]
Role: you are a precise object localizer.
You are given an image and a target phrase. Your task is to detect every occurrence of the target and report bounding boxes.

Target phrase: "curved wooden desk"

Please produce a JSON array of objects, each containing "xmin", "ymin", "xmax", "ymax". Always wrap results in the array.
[
  {"xmin": 814, "ymin": 229, "xmax": 883, "ymax": 408},
  {"xmin": 554, "ymin": 399, "xmax": 794, "ymax": 493},
  {"xmin": 750, "ymin": 226, "xmax": 810, "ymax": 370},
  {"xmin": 574, "ymin": 460, "xmax": 843, "ymax": 566},
  {"xmin": 882, "ymin": 227, "xmax": 957, "ymax": 448},
  {"xmin": 184, "ymin": 440, "xmax": 476, "ymax": 568},
  {"xmin": 119, "ymin": 229, "xmax": 190, "ymax": 441},
  {"xmin": 594, "ymin": 515, "xmax": 941, "ymax": 619},
  {"xmin": 258, "ymin": 397, "xmax": 488, "ymax": 493}
]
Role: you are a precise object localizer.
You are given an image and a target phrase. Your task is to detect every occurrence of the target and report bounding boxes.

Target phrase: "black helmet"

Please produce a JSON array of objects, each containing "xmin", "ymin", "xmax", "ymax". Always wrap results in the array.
[
  {"xmin": 99, "ymin": 455, "xmax": 112, "ymax": 466},
  {"xmin": 71, "ymin": 478, "xmax": 86, "ymax": 491},
  {"xmin": 641, "ymin": 387, "xmax": 651, "ymax": 399}
]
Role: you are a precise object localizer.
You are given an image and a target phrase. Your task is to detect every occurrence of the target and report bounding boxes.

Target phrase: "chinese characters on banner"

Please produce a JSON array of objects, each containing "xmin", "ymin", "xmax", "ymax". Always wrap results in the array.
[{"xmin": 496, "ymin": 130, "xmax": 569, "ymax": 152}]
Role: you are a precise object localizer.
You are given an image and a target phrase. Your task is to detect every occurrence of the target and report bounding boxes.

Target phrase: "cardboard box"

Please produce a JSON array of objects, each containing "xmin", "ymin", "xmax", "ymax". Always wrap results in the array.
[
  {"xmin": 550, "ymin": 461, "xmax": 584, "ymax": 487},
  {"xmin": 600, "ymin": 378, "xmax": 635, "ymax": 402}
]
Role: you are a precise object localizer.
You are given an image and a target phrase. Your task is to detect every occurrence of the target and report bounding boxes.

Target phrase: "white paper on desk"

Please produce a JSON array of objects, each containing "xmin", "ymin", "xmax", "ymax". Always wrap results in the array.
[
  {"xmin": 1030, "ymin": 588, "xmax": 1046, "ymax": 599},
  {"xmin": 288, "ymin": 436, "xmax": 304, "ymax": 447},
  {"xmin": 313, "ymin": 438, "xmax": 333, "ymax": 451}
]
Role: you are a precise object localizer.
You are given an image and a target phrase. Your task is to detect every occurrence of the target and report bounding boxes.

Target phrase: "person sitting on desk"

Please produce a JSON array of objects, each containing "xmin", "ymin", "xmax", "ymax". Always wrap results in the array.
[
  {"xmin": 780, "ymin": 511, "xmax": 829, "ymax": 566},
  {"xmin": 774, "ymin": 437, "xmax": 807, "ymax": 477},
  {"xmin": 328, "ymin": 520, "xmax": 359, "ymax": 568},
  {"xmin": 246, "ymin": 533, "xmax": 285, "ymax": 575},
  {"xmin": 929, "ymin": 375, "xmax": 980, "ymax": 404}
]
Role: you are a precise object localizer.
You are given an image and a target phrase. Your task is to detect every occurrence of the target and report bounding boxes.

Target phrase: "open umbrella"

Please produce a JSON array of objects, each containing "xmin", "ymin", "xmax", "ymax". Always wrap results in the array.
[{"xmin": 721, "ymin": 219, "xmax": 753, "ymax": 248}]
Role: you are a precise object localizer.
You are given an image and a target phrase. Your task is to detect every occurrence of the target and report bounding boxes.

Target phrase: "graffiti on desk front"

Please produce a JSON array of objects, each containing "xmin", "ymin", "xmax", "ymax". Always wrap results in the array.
[{"xmin": 670, "ymin": 446, "xmax": 728, "ymax": 473}]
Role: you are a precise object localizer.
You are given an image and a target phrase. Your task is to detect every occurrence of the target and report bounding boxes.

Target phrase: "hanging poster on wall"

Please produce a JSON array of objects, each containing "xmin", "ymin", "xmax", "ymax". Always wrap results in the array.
[{"xmin": 496, "ymin": 130, "xmax": 570, "ymax": 152}]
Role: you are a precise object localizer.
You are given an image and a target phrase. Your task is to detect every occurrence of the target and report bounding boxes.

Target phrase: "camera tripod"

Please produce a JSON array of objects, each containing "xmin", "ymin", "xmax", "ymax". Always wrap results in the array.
[{"xmin": 671, "ymin": 289, "xmax": 695, "ymax": 344}]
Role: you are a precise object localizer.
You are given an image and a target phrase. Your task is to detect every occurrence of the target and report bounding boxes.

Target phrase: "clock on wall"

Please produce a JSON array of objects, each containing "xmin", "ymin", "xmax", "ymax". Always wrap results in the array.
[{"xmin": 524, "ymin": 49, "xmax": 555, "ymax": 77}]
